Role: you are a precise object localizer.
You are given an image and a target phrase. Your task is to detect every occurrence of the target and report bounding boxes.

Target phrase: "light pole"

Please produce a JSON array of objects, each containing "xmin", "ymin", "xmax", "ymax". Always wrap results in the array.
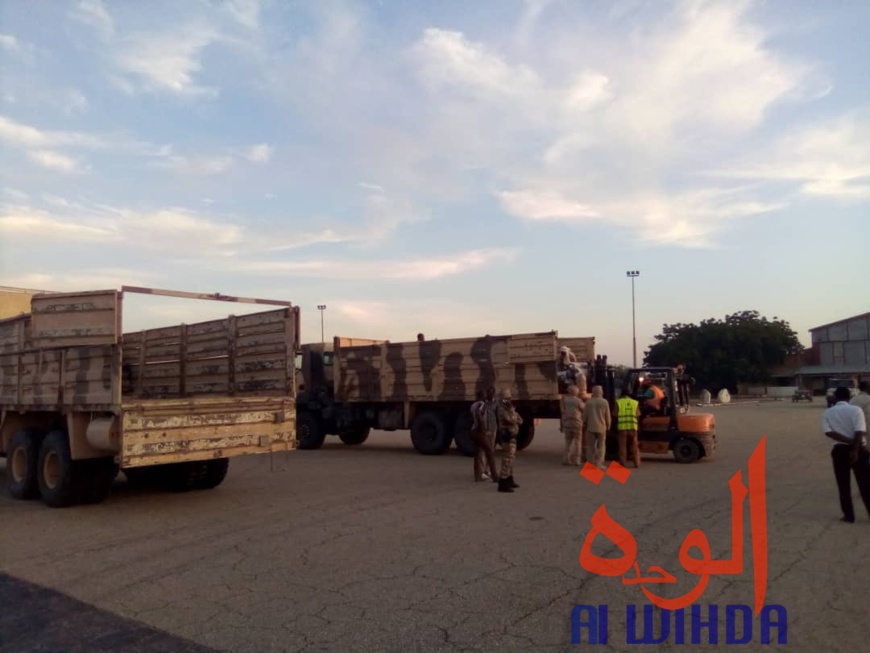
[
  {"xmin": 317, "ymin": 304, "xmax": 326, "ymax": 346},
  {"xmin": 626, "ymin": 271, "xmax": 640, "ymax": 368}
]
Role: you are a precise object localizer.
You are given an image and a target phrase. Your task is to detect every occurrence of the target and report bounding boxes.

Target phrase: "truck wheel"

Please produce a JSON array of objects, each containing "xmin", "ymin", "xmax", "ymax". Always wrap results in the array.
[
  {"xmin": 516, "ymin": 416, "xmax": 535, "ymax": 451},
  {"xmin": 7, "ymin": 429, "xmax": 44, "ymax": 500},
  {"xmin": 297, "ymin": 411, "xmax": 326, "ymax": 450},
  {"xmin": 339, "ymin": 427, "xmax": 370, "ymax": 445},
  {"xmin": 672, "ymin": 437, "xmax": 702, "ymax": 464},
  {"xmin": 76, "ymin": 458, "xmax": 117, "ymax": 505},
  {"xmin": 37, "ymin": 430, "xmax": 79, "ymax": 508},
  {"xmin": 411, "ymin": 411, "xmax": 452, "ymax": 455},
  {"xmin": 124, "ymin": 466, "xmax": 162, "ymax": 488},
  {"xmin": 199, "ymin": 458, "xmax": 230, "ymax": 489},
  {"xmin": 453, "ymin": 411, "xmax": 476, "ymax": 457},
  {"xmin": 166, "ymin": 462, "xmax": 208, "ymax": 492}
]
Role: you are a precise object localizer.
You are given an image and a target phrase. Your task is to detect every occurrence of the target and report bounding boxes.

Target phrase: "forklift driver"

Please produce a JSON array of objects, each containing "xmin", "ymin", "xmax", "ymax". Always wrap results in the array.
[{"xmin": 640, "ymin": 377, "xmax": 666, "ymax": 417}]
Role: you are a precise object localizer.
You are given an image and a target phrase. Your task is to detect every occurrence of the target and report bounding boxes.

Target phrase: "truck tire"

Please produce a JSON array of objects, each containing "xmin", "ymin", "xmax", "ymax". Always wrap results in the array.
[
  {"xmin": 297, "ymin": 411, "xmax": 326, "ymax": 450},
  {"xmin": 339, "ymin": 427, "xmax": 370, "ymax": 445},
  {"xmin": 672, "ymin": 437, "xmax": 702, "ymax": 464},
  {"xmin": 124, "ymin": 466, "xmax": 162, "ymax": 488},
  {"xmin": 199, "ymin": 458, "xmax": 230, "ymax": 489},
  {"xmin": 516, "ymin": 416, "xmax": 535, "ymax": 451},
  {"xmin": 7, "ymin": 429, "xmax": 44, "ymax": 500},
  {"xmin": 453, "ymin": 411, "xmax": 476, "ymax": 457},
  {"xmin": 411, "ymin": 411, "xmax": 452, "ymax": 455},
  {"xmin": 164, "ymin": 461, "xmax": 207, "ymax": 492},
  {"xmin": 76, "ymin": 458, "xmax": 117, "ymax": 505},
  {"xmin": 37, "ymin": 430, "xmax": 79, "ymax": 508}
]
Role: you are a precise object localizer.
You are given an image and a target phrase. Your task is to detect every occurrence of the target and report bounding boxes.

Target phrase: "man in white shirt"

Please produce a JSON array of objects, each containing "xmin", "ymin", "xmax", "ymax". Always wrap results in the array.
[{"xmin": 823, "ymin": 386, "xmax": 870, "ymax": 523}]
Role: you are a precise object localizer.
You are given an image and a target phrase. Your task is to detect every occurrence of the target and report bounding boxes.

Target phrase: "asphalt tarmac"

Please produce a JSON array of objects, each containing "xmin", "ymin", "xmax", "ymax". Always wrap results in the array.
[{"xmin": 0, "ymin": 401, "xmax": 866, "ymax": 652}]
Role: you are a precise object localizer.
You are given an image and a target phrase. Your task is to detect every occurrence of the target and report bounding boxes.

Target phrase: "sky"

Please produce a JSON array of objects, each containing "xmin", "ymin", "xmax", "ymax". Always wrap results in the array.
[{"xmin": 0, "ymin": 0, "xmax": 868, "ymax": 366}]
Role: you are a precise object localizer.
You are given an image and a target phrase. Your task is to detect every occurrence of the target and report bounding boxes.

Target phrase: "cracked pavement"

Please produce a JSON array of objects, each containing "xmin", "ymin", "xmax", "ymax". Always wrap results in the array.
[{"xmin": 0, "ymin": 403, "xmax": 867, "ymax": 651}]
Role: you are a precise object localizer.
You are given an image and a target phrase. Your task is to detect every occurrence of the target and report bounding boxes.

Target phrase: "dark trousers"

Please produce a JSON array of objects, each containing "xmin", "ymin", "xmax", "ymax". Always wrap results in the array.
[
  {"xmin": 831, "ymin": 444, "xmax": 870, "ymax": 521},
  {"xmin": 473, "ymin": 430, "xmax": 498, "ymax": 480}
]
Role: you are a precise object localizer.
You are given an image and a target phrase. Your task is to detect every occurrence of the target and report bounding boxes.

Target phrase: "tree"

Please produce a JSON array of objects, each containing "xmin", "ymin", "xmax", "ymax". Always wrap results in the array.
[{"xmin": 643, "ymin": 311, "xmax": 803, "ymax": 393}]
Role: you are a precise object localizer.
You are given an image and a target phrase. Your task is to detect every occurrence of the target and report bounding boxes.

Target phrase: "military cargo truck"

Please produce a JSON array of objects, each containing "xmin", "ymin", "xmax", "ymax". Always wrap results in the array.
[
  {"xmin": 295, "ymin": 331, "xmax": 595, "ymax": 455},
  {"xmin": 0, "ymin": 286, "xmax": 299, "ymax": 508}
]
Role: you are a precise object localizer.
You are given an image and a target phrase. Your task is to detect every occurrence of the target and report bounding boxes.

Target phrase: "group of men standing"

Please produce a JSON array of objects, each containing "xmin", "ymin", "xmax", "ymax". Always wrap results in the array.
[
  {"xmin": 470, "ymin": 388, "xmax": 523, "ymax": 493},
  {"xmin": 560, "ymin": 384, "xmax": 642, "ymax": 469}
]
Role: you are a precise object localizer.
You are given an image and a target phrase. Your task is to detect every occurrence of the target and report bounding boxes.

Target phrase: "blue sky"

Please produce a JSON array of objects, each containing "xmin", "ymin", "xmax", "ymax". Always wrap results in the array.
[{"xmin": 1, "ymin": 0, "xmax": 868, "ymax": 366}]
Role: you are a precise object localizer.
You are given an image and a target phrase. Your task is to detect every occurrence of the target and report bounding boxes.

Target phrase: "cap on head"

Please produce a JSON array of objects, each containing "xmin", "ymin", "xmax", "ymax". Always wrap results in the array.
[
  {"xmin": 834, "ymin": 386, "xmax": 852, "ymax": 402},
  {"xmin": 500, "ymin": 388, "xmax": 512, "ymax": 400},
  {"xmin": 560, "ymin": 346, "xmax": 568, "ymax": 353}
]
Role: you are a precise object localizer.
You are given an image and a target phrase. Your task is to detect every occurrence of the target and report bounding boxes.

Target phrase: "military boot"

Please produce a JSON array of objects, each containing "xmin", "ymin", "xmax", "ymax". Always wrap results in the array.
[
  {"xmin": 497, "ymin": 477, "xmax": 514, "ymax": 493},
  {"xmin": 509, "ymin": 476, "xmax": 519, "ymax": 489}
]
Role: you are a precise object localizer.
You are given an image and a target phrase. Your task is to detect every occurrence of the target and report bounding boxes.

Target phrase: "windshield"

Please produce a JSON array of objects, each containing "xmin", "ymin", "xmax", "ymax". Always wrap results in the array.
[{"xmin": 827, "ymin": 379, "xmax": 856, "ymax": 389}]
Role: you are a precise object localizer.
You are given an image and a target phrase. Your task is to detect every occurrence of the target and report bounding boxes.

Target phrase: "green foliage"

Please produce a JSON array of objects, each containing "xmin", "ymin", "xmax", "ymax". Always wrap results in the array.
[{"xmin": 643, "ymin": 310, "xmax": 803, "ymax": 393}]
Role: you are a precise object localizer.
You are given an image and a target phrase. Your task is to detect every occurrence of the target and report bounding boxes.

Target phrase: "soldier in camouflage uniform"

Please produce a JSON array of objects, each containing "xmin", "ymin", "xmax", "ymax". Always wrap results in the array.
[
  {"xmin": 496, "ymin": 389, "xmax": 523, "ymax": 493},
  {"xmin": 483, "ymin": 387, "xmax": 499, "ymax": 474}
]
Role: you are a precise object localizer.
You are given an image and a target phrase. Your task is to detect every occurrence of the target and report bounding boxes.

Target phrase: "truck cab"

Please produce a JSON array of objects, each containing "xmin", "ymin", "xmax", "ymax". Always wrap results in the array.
[
  {"xmin": 826, "ymin": 377, "xmax": 858, "ymax": 407},
  {"xmin": 295, "ymin": 339, "xmax": 382, "ymax": 449}
]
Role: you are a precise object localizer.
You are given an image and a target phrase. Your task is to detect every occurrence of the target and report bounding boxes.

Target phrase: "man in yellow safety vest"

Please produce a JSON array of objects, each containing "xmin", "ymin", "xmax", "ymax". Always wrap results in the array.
[{"xmin": 615, "ymin": 393, "xmax": 641, "ymax": 468}]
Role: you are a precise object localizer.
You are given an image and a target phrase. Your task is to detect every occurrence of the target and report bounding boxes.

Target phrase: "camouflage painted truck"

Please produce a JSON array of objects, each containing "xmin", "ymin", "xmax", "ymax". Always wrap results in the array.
[
  {"xmin": 294, "ymin": 332, "xmax": 595, "ymax": 455},
  {"xmin": 0, "ymin": 286, "xmax": 299, "ymax": 508}
]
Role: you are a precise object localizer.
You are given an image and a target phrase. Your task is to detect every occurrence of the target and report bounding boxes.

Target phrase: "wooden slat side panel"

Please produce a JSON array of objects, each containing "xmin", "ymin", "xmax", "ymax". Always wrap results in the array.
[
  {"xmin": 0, "ymin": 316, "xmax": 27, "ymax": 354},
  {"xmin": 118, "ymin": 306, "xmax": 295, "ymax": 400},
  {"xmin": 335, "ymin": 333, "xmax": 559, "ymax": 402},
  {"xmin": 0, "ymin": 352, "xmax": 20, "ymax": 404},
  {"xmin": 121, "ymin": 397, "xmax": 296, "ymax": 467},
  {"xmin": 557, "ymin": 337, "xmax": 596, "ymax": 362},
  {"xmin": 63, "ymin": 346, "xmax": 115, "ymax": 405},
  {"xmin": 18, "ymin": 350, "xmax": 61, "ymax": 405},
  {"xmin": 30, "ymin": 291, "xmax": 118, "ymax": 348}
]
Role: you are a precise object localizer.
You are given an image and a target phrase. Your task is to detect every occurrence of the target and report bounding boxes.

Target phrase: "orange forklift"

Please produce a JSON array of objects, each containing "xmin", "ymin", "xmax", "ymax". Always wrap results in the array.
[{"xmin": 602, "ymin": 366, "xmax": 717, "ymax": 463}]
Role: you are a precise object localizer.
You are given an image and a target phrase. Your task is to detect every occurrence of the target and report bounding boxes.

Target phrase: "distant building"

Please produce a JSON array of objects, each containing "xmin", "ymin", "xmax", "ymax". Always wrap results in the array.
[
  {"xmin": 0, "ymin": 287, "xmax": 38, "ymax": 319},
  {"xmin": 788, "ymin": 312, "xmax": 870, "ymax": 394}
]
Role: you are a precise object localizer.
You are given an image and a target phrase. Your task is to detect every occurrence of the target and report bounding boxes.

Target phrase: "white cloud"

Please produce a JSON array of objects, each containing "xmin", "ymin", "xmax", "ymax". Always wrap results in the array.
[
  {"xmin": 498, "ymin": 190, "xmax": 600, "ymax": 221},
  {"xmin": 0, "ymin": 199, "xmax": 242, "ymax": 255},
  {"xmin": 497, "ymin": 185, "xmax": 784, "ymax": 248},
  {"xmin": 398, "ymin": 1, "xmax": 816, "ymax": 246},
  {"xmin": 0, "ymin": 205, "xmax": 116, "ymax": 241},
  {"xmin": 413, "ymin": 28, "xmax": 541, "ymax": 100},
  {"xmin": 1, "ymin": 269, "xmax": 156, "ymax": 293},
  {"xmin": 122, "ymin": 209, "xmax": 243, "ymax": 252},
  {"xmin": 70, "ymin": 0, "xmax": 114, "ymax": 38},
  {"xmin": 64, "ymin": 90, "xmax": 89, "ymax": 115},
  {"xmin": 245, "ymin": 143, "xmax": 273, "ymax": 163},
  {"xmin": 709, "ymin": 111, "xmax": 870, "ymax": 201},
  {"xmin": 26, "ymin": 150, "xmax": 85, "ymax": 174},
  {"xmin": 0, "ymin": 34, "xmax": 19, "ymax": 51},
  {"xmin": 564, "ymin": 71, "xmax": 614, "ymax": 112},
  {"xmin": 222, "ymin": 0, "xmax": 262, "ymax": 30},
  {"xmin": 154, "ymin": 154, "xmax": 235, "ymax": 175},
  {"xmin": 2, "ymin": 188, "xmax": 29, "ymax": 201},
  {"xmin": 358, "ymin": 182, "xmax": 385, "ymax": 192},
  {"xmin": 0, "ymin": 115, "xmax": 105, "ymax": 149},
  {"xmin": 225, "ymin": 248, "xmax": 519, "ymax": 280},
  {"xmin": 112, "ymin": 27, "xmax": 220, "ymax": 96}
]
